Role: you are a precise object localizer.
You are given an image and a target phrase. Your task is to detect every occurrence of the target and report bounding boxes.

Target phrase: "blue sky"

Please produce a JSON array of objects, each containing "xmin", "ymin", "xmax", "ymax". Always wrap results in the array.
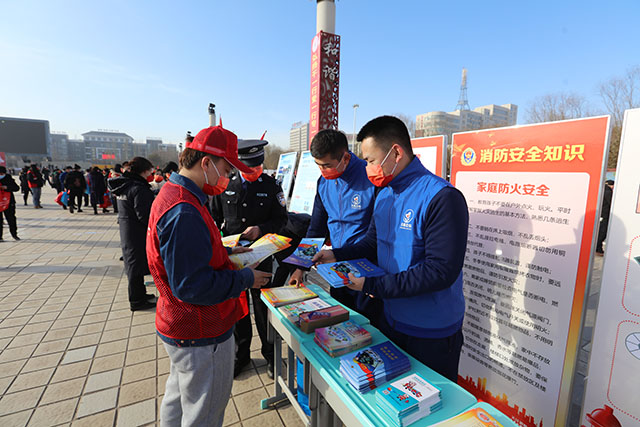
[{"xmin": 1, "ymin": 0, "xmax": 638, "ymax": 148}]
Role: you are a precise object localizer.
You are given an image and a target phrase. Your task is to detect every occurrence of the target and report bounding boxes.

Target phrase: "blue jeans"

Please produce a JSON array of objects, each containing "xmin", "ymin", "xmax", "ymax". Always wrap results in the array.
[
  {"xmin": 31, "ymin": 187, "xmax": 41, "ymax": 207},
  {"xmin": 160, "ymin": 335, "xmax": 235, "ymax": 427}
]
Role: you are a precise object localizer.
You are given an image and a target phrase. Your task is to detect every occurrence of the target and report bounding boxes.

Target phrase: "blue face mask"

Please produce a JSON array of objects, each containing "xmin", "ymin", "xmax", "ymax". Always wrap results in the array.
[{"xmin": 0, "ymin": 175, "xmax": 5, "ymax": 180}]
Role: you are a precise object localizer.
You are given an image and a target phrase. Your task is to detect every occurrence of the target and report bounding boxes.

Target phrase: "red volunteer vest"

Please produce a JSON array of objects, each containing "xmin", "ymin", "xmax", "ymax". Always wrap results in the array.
[{"xmin": 147, "ymin": 181, "xmax": 248, "ymax": 340}]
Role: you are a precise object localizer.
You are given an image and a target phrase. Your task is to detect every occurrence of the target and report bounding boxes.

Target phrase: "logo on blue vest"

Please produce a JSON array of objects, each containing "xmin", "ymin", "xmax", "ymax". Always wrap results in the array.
[
  {"xmin": 400, "ymin": 209, "xmax": 414, "ymax": 230},
  {"xmin": 351, "ymin": 194, "xmax": 361, "ymax": 209}
]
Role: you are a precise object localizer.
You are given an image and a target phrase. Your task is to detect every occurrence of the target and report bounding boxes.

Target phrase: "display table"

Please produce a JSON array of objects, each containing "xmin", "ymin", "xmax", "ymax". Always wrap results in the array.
[
  {"xmin": 301, "ymin": 323, "xmax": 477, "ymax": 427},
  {"xmin": 259, "ymin": 283, "xmax": 370, "ymax": 425}
]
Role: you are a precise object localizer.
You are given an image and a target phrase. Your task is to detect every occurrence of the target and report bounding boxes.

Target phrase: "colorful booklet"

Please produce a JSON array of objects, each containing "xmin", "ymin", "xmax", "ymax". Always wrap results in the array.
[
  {"xmin": 261, "ymin": 285, "xmax": 317, "ymax": 307},
  {"xmin": 282, "ymin": 238, "xmax": 325, "ymax": 270},
  {"xmin": 221, "ymin": 233, "xmax": 242, "ymax": 248},
  {"xmin": 314, "ymin": 320, "xmax": 372, "ymax": 357},
  {"xmin": 316, "ymin": 259, "xmax": 385, "ymax": 288},
  {"xmin": 228, "ymin": 233, "xmax": 292, "ymax": 269},
  {"xmin": 299, "ymin": 305, "xmax": 349, "ymax": 333},
  {"xmin": 339, "ymin": 341, "xmax": 411, "ymax": 392},
  {"xmin": 376, "ymin": 373, "xmax": 442, "ymax": 426},
  {"xmin": 277, "ymin": 297, "xmax": 331, "ymax": 324},
  {"xmin": 431, "ymin": 407, "xmax": 505, "ymax": 427}
]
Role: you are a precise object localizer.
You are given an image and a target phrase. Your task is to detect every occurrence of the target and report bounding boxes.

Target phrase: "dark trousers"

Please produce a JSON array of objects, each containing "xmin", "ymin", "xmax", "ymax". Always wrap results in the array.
[
  {"xmin": 128, "ymin": 274, "xmax": 147, "ymax": 305},
  {"xmin": 22, "ymin": 191, "xmax": 29, "ymax": 205},
  {"xmin": 596, "ymin": 218, "xmax": 609, "ymax": 252},
  {"xmin": 235, "ymin": 285, "xmax": 275, "ymax": 365},
  {"xmin": 83, "ymin": 193, "xmax": 89, "ymax": 206},
  {"xmin": 377, "ymin": 316, "xmax": 464, "ymax": 383},
  {"xmin": 69, "ymin": 191, "xmax": 83, "ymax": 211},
  {"xmin": 0, "ymin": 205, "xmax": 18, "ymax": 239}
]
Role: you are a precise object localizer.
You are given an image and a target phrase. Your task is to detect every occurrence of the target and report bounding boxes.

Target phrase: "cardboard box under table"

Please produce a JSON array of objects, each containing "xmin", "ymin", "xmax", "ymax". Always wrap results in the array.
[{"xmin": 260, "ymin": 283, "xmax": 370, "ymax": 425}]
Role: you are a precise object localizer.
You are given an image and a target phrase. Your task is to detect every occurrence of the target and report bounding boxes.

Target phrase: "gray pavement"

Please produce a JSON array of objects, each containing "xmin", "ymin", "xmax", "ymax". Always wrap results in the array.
[{"xmin": 0, "ymin": 186, "xmax": 303, "ymax": 427}]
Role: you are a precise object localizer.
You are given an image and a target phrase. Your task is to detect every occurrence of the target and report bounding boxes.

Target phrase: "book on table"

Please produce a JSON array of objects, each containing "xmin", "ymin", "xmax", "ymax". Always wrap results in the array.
[
  {"xmin": 282, "ymin": 238, "xmax": 325, "ymax": 270},
  {"xmin": 430, "ymin": 406, "xmax": 505, "ymax": 427},
  {"xmin": 299, "ymin": 305, "xmax": 350, "ymax": 333},
  {"xmin": 261, "ymin": 285, "xmax": 318, "ymax": 307},
  {"xmin": 313, "ymin": 320, "xmax": 372, "ymax": 357},
  {"xmin": 339, "ymin": 341, "xmax": 411, "ymax": 393},
  {"xmin": 277, "ymin": 297, "xmax": 332, "ymax": 323},
  {"xmin": 316, "ymin": 258, "xmax": 385, "ymax": 288},
  {"xmin": 376, "ymin": 373, "xmax": 442, "ymax": 427}
]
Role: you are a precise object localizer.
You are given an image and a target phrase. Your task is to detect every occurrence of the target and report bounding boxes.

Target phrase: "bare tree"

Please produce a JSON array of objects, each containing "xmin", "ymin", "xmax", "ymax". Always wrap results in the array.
[
  {"xmin": 599, "ymin": 66, "xmax": 640, "ymax": 168},
  {"xmin": 148, "ymin": 150, "xmax": 178, "ymax": 168},
  {"xmin": 395, "ymin": 113, "xmax": 416, "ymax": 137},
  {"xmin": 263, "ymin": 145, "xmax": 286, "ymax": 170},
  {"xmin": 526, "ymin": 92, "xmax": 592, "ymax": 123}
]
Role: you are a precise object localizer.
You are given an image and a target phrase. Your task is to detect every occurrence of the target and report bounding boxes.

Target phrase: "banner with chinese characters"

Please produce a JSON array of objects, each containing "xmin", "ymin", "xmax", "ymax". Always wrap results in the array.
[
  {"xmin": 582, "ymin": 109, "xmax": 640, "ymax": 427},
  {"xmin": 450, "ymin": 117, "xmax": 610, "ymax": 427},
  {"xmin": 0, "ymin": 152, "xmax": 5, "ymax": 167},
  {"xmin": 309, "ymin": 31, "xmax": 340, "ymax": 144},
  {"xmin": 275, "ymin": 152, "xmax": 298, "ymax": 203},
  {"xmin": 411, "ymin": 135, "xmax": 447, "ymax": 178},
  {"xmin": 289, "ymin": 151, "xmax": 321, "ymax": 215}
]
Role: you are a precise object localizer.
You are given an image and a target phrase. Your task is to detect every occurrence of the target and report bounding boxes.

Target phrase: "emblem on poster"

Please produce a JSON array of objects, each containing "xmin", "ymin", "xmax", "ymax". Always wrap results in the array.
[{"xmin": 461, "ymin": 147, "xmax": 476, "ymax": 166}]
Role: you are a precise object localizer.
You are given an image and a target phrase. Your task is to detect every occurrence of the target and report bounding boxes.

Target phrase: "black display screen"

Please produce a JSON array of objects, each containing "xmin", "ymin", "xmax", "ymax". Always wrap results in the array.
[{"xmin": 0, "ymin": 118, "xmax": 49, "ymax": 154}]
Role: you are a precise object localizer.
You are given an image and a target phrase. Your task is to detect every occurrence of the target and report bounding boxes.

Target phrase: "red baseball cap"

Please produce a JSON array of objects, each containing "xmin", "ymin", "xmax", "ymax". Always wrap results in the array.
[{"xmin": 186, "ymin": 126, "xmax": 252, "ymax": 173}]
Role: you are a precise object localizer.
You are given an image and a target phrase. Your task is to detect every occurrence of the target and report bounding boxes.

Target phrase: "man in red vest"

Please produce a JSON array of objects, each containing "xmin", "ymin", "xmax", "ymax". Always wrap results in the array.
[{"xmin": 147, "ymin": 125, "xmax": 272, "ymax": 426}]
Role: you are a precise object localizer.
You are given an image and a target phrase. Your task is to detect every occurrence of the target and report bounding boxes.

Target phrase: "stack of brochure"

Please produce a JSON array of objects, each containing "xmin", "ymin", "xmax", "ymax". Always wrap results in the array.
[
  {"xmin": 261, "ymin": 285, "xmax": 317, "ymax": 307},
  {"xmin": 316, "ymin": 259, "xmax": 385, "ymax": 288},
  {"xmin": 277, "ymin": 298, "xmax": 331, "ymax": 324},
  {"xmin": 299, "ymin": 305, "xmax": 349, "ymax": 333},
  {"xmin": 339, "ymin": 341, "xmax": 411, "ymax": 393},
  {"xmin": 228, "ymin": 233, "xmax": 292, "ymax": 269},
  {"xmin": 375, "ymin": 373, "xmax": 442, "ymax": 426},
  {"xmin": 282, "ymin": 238, "xmax": 325, "ymax": 270},
  {"xmin": 313, "ymin": 320, "xmax": 372, "ymax": 357}
]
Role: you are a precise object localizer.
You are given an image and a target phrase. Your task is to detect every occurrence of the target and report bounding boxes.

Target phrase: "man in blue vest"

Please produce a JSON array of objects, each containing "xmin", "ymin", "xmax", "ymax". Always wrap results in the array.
[
  {"xmin": 313, "ymin": 116, "xmax": 468, "ymax": 382},
  {"xmin": 289, "ymin": 129, "xmax": 380, "ymax": 321}
]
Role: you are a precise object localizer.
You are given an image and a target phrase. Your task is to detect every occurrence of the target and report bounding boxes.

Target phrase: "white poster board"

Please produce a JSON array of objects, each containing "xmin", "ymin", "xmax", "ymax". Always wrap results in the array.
[
  {"xmin": 288, "ymin": 151, "xmax": 321, "ymax": 215},
  {"xmin": 582, "ymin": 108, "xmax": 640, "ymax": 426},
  {"xmin": 276, "ymin": 152, "xmax": 298, "ymax": 202}
]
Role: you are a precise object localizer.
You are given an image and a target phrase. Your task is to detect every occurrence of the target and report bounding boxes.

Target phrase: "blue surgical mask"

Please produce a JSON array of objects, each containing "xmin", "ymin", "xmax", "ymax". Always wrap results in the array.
[{"xmin": 0, "ymin": 175, "xmax": 5, "ymax": 180}]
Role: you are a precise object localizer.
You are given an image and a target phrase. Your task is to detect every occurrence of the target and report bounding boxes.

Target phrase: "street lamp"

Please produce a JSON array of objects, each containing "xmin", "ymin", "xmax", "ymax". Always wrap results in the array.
[{"xmin": 352, "ymin": 104, "xmax": 359, "ymax": 155}]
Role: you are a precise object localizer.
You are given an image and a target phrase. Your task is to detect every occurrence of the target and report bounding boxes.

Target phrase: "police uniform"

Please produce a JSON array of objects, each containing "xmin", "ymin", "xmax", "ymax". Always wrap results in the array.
[{"xmin": 210, "ymin": 139, "xmax": 287, "ymax": 376}]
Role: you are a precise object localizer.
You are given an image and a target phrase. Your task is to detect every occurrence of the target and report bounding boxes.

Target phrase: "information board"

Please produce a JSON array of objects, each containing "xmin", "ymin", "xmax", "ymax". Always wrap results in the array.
[
  {"xmin": 451, "ymin": 117, "xmax": 610, "ymax": 426},
  {"xmin": 276, "ymin": 152, "xmax": 298, "ymax": 202},
  {"xmin": 411, "ymin": 135, "xmax": 447, "ymax": 178},
  {"xmin": 582, "ymin": 109, "xmax": 640, "ymax": 427},
  {"xmin": 289, "ymin": 151, "xmax": 321, "ymax": 215}
]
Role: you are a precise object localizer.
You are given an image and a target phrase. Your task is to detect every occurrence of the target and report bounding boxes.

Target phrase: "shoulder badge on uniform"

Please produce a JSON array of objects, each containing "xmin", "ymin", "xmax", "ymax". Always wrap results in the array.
[{"xmin": 277, "ymin": 192, "xmax": 286, "ymax": 207}]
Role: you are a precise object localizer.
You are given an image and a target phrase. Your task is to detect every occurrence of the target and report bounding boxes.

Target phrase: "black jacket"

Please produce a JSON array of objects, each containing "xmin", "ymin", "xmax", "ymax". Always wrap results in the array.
[
  {"xmin": 108, "ymin": 172, "xmax": 155, "ymax": 277},
  {"xmin": 0, "ymin": 174, "xmax": 20, "ymax": 206},
  {"xmin": 89, "ymin": 171, "xmax": 107, "ymax": 205},
  {"xmin": 64, "ymin": 170, "xmax": 86, "ymax": 192}
]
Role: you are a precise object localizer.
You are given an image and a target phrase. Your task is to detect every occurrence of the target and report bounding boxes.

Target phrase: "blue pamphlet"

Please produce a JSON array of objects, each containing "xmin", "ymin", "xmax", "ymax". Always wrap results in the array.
[{"xmin": 316, "ymin": 259, "xmax": 385, "ymax": 288}]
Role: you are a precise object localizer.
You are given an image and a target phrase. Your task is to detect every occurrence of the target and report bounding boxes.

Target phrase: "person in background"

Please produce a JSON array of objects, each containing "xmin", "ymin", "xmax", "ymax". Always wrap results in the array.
[
  {"xmin": 147, "ymin": 126, "xmax": 271, "ymax": 426},
  {"xmin": 27, "ymin": 164, "xmax": 44, "ymax": 209},
  {"xmin": 109, "ymin": 157, "xmax": 157, "ymax": 311},
  {"xmin": 83, "ymin": 168, "xmax": 91, "ymax": 207},
  {"xmin": 109, "ymin": 164, "xmax": 123, "ymax": 214},
  {"xmin": 210, "ymin": 138, "xmax": 288, "ymax": 378},
  {"xmin": 162, "ymin": 161, "xmax": 179, "ymax": 180},
  {"xmin": 64, "ymin": 164, "xmax": 87, "ymax": 214},
  {"xmin": 0, "ymin": 166, "xmax": 20, "ymax": 241},
  {"xmin": 596, "ymin": 179, "xmax": 614, "ymax": 255},
  {"xmin": 314, "ymin": 116, "xmax": 469, "ymax": 382},
  {"xmin": 50, "ymin": 168, "xmax": 63, "ymax": 194},
  {"xmin": 89, "ymin": 167, "xmax": 109, "ymax": 214},
  {"xmin": 19, "ymin": 167, "xmax": 30, "ymax": 206}
]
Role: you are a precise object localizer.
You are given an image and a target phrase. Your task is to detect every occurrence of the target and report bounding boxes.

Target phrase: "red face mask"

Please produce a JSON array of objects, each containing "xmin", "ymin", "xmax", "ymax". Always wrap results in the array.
[
  {"xmin": 366, "ymin": 148, "xmax": 398, "ymax": 187},
  {"xmin": 202, "ymin": 160, "xmax": 229, "ymax": 196},
  {"xmin": 241, "ymin": 165, "xmax": 263, "ymax": 182},
  {"xmin": 154, "ymin": 175, "xmax": 163, "ymax": 183},
  {"xmin": 320, "ymin": 153, "xmax": 348, "ymax": 180},
  {"xmin": 146, "ymin": 174, "xmax": 154, "ymax": 183}
]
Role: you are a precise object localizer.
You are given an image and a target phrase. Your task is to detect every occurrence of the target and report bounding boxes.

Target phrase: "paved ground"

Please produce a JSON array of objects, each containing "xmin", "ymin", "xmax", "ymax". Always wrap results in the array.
[
  {"xmin": 0, "ymin": 185, "xmax": 604, "ymax": 426},
  {"xmin": 0, "ymin": 186, "xmax": 304, "ymax": 427}
]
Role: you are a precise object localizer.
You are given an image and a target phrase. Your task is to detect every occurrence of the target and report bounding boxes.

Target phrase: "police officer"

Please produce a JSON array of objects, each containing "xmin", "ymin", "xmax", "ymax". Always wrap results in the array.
[{"xmin": 210, "ymin": 138, "xmax": 288, "ymax": 378}]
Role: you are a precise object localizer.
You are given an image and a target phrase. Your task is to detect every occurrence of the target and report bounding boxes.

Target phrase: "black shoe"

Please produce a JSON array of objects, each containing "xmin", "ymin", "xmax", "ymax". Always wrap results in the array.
[
  {"xmin": 69, "ymin": 207, "xmax": 74, "ymax": 213},
  {"xmin": 11, "ymin": 235, "xmax": 20, "ymax": 241},
  {"xmin": 119, "ymin": 256, "xmax": 124, "ymax": 261},
  {"xmin": 130, "ymin": 300, "xmax": 156, "ymax": 312},
  {"xmin": 234, "ymin": 358, "xmax": 251, "ymax": 378},
  {"xmin": 144, "ymin": 293, "xmax": 156, "ymax": 301},
  {"xmin": 78, "ymin": 209, "xmax": 83, "ymax": 213}
]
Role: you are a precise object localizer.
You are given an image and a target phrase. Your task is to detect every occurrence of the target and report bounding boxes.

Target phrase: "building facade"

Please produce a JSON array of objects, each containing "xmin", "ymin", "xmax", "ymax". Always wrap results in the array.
[
  {"xmin": 82, "ymin": 131, "xmax": 134, "ymax": 163},
  {"xmin": 289, "ymin": 122, "xmax": 309, "ymax": 152},
  {"xmin": 416, "ymin": 104, "xmax": 518, "ymax": 138}
]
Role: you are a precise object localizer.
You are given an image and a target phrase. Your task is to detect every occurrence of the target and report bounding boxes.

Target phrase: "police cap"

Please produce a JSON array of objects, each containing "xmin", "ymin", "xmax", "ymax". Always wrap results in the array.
[{"xmin": 237, "ymin": 139, "xmax": 268, "ymax": 167}]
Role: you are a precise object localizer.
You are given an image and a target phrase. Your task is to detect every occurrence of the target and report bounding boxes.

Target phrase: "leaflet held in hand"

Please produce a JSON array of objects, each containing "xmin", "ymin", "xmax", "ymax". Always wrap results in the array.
[{"xmin": 316, "ymin": 258, "xmax": 385, "ymax": 288}]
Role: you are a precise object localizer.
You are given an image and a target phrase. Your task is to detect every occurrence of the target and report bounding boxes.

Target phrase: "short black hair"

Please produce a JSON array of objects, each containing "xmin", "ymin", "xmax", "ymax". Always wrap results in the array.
[
  {"xmin": 310, "ymin": 129, "xmax": 348, "ymax": 161},
  {"xmin": 357, "ymin": 115, "xmax": 413, "ymax": 156},
  {"xmin": 162, "ymin": 161, "xmax": 179, "ymax": 175},
  {"xmin": 128, "ymin": 157, "xmax": 153, "ymax": 175},
  {"xmin": 605, "ymin": 179, "xmax": 615, "ymax": 186},
  {"xmin": 0, "ymin": 166, "xmax": 6, "ymax": 174}
]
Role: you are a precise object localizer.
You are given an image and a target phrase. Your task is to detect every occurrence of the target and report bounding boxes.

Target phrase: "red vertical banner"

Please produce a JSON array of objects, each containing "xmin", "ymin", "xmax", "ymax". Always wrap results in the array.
[
  {"xmin": 0, "ymin": 152, "xmax": 5, "ymax": 167},
  {"xmin": 309, "ymin": 31, "xmax": 340, "ymax": 145},
  {"xmin": 411, "ymin": 135, "xmax": 447, "ymax": 178},
  {"xmin": 450, "ymin": 117, "xmax": 610, "ymax": 426}
]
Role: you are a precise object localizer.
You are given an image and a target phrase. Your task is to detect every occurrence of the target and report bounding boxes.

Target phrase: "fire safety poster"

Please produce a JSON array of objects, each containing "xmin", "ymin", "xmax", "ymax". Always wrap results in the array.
[
  {"xmin": 582, "ymin": 109, "xmax": 640, "ymax": 426},
  {"xmin": 450, "ymin": 116, "xmax": 610, "ymax": 426}
]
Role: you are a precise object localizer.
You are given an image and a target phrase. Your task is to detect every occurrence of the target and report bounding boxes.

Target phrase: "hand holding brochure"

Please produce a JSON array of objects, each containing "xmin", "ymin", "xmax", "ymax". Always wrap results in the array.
[
  {"xmin": 316, "ymin": 259, "xmax": 385, "ymax": 288},
  {"xmin": 282, "ymin": 238, "xmax": 325, "ymax": 269},
  {"xmin": 228, "ymin": 233, "xmax": 292, "ymax": 269}
]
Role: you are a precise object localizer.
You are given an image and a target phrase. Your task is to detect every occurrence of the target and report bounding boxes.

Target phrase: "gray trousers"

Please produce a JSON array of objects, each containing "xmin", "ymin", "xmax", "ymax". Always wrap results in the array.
[{"xmin": 161, "ymin": 335, "xmax": 234, "ymax": 427}]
